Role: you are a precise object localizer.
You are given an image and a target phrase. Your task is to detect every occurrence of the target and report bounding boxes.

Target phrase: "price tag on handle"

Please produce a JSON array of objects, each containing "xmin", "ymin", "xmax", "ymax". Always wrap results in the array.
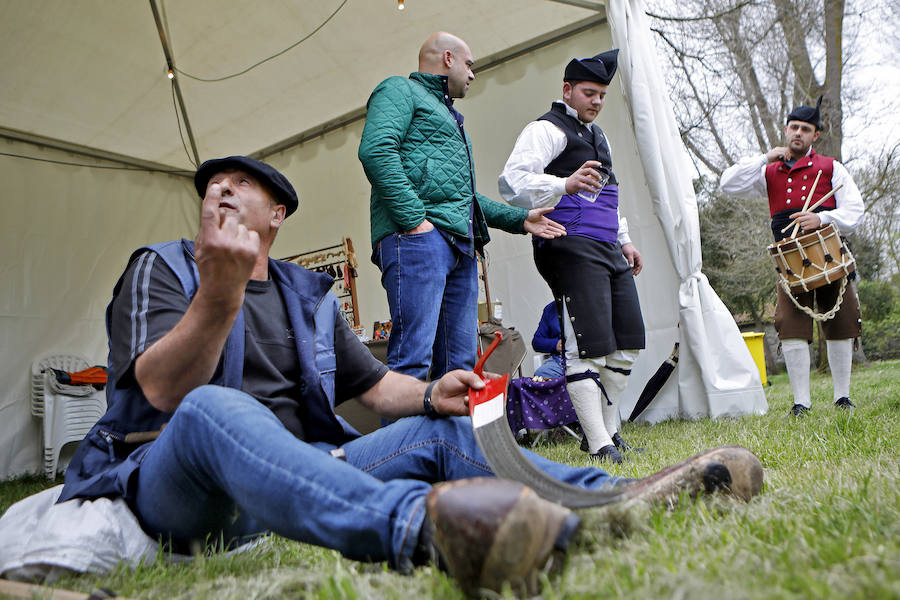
[{"xmin": 469, "ymin": 331, "xmax": 510, "ymax": 426}]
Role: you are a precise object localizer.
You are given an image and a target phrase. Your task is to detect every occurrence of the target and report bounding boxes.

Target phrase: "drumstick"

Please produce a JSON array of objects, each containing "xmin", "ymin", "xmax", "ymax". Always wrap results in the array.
[
  {"xmin": 780, "ymin": 184, "xmax": 844, "ymax": 233},
  {"xmin": 789, "ymin": 169, "xmax": 823, "ymax": 238}
]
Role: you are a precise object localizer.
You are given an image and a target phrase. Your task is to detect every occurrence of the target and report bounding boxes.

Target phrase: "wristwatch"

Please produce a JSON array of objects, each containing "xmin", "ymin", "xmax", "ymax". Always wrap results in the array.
[{"xmin": 423, "ymin": 379, "xmax": 441, "ymax": 418}]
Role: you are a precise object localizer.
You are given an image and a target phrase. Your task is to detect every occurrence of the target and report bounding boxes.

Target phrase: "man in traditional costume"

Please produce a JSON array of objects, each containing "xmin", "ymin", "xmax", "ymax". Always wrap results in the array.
[
  {"xmin": 720, "ymin": 98, "xmax": 864, "ymax": 416},
  {"xmin": 499, "ymin": 50, "xmax": 645, "ymax": 462}
]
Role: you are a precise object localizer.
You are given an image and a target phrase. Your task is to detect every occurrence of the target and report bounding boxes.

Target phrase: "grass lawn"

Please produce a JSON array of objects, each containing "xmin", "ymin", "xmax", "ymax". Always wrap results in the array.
[{"xmin": 2, "ymin": 360, "xmax": 898, "ymax": 599}]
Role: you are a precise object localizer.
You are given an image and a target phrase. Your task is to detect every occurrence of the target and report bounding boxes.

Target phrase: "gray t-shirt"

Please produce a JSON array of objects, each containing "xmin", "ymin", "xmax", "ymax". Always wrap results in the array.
[{"xmin": 108, "ymin": 251, "xmax": 388, "ymax": 440}]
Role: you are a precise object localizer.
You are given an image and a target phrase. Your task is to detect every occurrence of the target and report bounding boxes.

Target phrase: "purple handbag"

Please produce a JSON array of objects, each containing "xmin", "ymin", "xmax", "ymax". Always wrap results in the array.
[{"xmin": 505, "ymin": 374, "xmax": 578, "ymax": 433}]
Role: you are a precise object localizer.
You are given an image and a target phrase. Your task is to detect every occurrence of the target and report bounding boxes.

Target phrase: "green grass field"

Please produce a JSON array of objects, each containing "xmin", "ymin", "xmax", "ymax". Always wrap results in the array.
[{"xmin": 2, "ymin": 361, "xmax": 898, "ymax": 599}]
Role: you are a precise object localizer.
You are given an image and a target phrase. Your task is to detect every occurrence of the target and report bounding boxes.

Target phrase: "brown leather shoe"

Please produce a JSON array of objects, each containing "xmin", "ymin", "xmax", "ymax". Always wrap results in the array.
[
  {"xmin": 614, "ymin": 446, "xmax": 764, "ymax": 506},
  {"xmin": 426, "ymin": 477, "xmax": 580, "ymax": 598}
]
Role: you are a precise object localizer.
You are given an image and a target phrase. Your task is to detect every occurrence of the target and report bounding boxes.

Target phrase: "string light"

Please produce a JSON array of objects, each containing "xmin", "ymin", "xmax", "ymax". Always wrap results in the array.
[
  {"xmin": 167, "ymin": 68, "xmax": 175, "ymax": 80},
  {"xmin": 398, "ymin": 0, "xmax": 404, "ymax": 9}
]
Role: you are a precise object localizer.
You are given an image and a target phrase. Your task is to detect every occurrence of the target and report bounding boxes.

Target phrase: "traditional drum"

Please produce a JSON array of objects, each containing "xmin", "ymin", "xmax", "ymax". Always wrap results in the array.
[{"xmin": 767, "ymin": 223, "xmax": 855, "ymax": 295}]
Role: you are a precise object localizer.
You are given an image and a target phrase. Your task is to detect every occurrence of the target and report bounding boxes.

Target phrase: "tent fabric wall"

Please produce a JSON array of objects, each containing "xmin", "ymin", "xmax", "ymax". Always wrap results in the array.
[
  {"xmin": 0, "ymin": 138, "xmax": 197, "ymax": 478},
  {"xmin": 0, "ymin": 13, "xmax": 765, "ymax": 479},
  {"xmin": 605, "ymin": 0, "xmax": 768, "ymax": 421}
]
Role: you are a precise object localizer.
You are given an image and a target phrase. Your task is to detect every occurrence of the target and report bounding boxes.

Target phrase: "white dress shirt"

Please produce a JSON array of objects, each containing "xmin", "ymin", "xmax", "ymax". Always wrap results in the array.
[
  {"xmin": 499, "ymin": 101, "xmax": 631, "ymax": 245},
  {"xmin": 719, "ymin": 150, "xmax": 864, "ymax": 233}
]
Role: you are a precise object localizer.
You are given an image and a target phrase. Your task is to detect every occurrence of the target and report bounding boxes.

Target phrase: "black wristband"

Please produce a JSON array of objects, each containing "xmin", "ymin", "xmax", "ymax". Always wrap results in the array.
[{"xmin": 423, "ymin": 379, "xmax": 441, "ymax": 418}]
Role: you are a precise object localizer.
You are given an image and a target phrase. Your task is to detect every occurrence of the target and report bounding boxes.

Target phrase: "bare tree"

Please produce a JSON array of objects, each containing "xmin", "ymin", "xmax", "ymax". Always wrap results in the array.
[
  {"xmin": 644, "ymin": 0, "xmax": 900, "ymax": 369},
  {"xmin": 853, "ymin": 142, "xmax": 900, "ymax": 279},
  {"xmin": 645, "ymin": 0, "xmax": 857, "ymax": 173}
]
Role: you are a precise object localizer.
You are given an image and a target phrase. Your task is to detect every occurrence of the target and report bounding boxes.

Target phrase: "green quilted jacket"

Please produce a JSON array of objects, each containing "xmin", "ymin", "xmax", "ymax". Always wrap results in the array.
[{"xmin": 358, "ymin": 72, "xmax": 528, "ymax": 249}]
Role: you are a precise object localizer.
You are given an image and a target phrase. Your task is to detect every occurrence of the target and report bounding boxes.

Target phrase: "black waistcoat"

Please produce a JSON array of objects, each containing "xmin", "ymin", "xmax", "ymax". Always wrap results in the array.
[{"xmin": 538, "ymin": 103, "xmax": 618, "ymax": 185}]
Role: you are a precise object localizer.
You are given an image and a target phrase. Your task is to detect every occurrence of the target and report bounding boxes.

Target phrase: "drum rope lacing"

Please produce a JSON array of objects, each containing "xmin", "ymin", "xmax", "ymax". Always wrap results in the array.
[
  {"xmin": 772, "ymin": 226, "xmax": 855, "ymax": 322},
  {"xmin": 779, "ymin": 274, "xmax": 848, "ymax": 322}
]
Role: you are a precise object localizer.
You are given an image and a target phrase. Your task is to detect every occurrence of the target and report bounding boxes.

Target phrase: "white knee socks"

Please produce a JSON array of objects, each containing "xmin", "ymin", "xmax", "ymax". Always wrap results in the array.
[
  {"xmin": 781, "ymin": 338, "xmax": 811, "ymax": 408},
  {"xmin": 826, "ymin": 339, "xmax": 853, "ymax": 402},
  {"xmin": 596, "ymin": 356, "xmax": 634, "ymax": 438},
  {"xmin": 565, "ymin": 376, "xmax": 611, "ymax": 453}
]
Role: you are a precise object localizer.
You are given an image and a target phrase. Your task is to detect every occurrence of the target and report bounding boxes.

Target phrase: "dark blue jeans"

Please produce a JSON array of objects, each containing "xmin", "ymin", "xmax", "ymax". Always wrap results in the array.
[
  {"xmin": 131, "ymin": 386, "xmax": 614, "ymax": 570},
  {"xmin": 375, "ymin": 229, "xmax": 478, "ymax": 381}
]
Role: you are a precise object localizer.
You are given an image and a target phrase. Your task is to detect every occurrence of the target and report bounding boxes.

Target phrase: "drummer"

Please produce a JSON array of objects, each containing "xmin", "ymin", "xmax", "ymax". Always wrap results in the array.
[{"xmin": 720, "ymin": 97, "xmax": 864, "ymax": 416}]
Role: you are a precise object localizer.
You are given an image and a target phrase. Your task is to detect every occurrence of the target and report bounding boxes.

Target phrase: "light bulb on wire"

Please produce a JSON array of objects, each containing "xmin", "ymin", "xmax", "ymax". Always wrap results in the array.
[
  {"xmin": 398, "ymin": 0, "xmax": 404, "ymax": 10},
  {"xmin": 167, "ymin": 68, "xmax": 175, "ymax": 80}
]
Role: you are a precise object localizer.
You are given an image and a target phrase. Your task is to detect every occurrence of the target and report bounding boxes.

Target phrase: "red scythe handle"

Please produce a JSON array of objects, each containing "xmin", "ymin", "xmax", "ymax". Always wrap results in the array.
[{"xmin": 473, "ymin": 331, "xmax": 503, "ymax": 378}]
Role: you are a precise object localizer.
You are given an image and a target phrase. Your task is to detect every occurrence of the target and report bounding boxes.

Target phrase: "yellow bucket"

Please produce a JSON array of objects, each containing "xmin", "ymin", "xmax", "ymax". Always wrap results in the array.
[{"xmin": 741, "ymin": 332, "xmax": 767, "ymax": 386}]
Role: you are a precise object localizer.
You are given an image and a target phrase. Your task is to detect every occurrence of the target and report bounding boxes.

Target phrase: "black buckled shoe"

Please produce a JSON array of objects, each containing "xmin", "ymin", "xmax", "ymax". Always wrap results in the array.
[
  {"xmin": 612, "ymin": 432, "xmax": 645, "ymax": 453},
  {"xmin": 789, "ymin": 404, "xmax": 810, "ymax": 417},
  {"xmin": 426, "ymin": 477, "xmax": 580, "ymax": 598},
  {"xmin": 591, "ymin": 444, "xmax": 625, "ymax": 464},
  {"xmin": 834, "ymin": 397, "xmax": 855, "ymax": 409}
]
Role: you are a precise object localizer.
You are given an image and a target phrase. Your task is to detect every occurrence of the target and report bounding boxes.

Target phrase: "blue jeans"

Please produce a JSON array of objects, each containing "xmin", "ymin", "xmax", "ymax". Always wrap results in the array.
[
  {"xmin": 375, "ymin": 229, "xmax": 478, "ymax": 380},
  {"xmin": 534, "ymin": 354, "xmax": 565, "ymax": 379},
  {"xmin": 132, "ymin": 386, "xmax": 614, "ymax": 569}
]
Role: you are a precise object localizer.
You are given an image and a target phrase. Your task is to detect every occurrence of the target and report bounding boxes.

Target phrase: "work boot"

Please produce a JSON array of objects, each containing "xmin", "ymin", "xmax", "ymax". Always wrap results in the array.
[
  {"xmin": 612, "ymin": 446, "xmax": 763, "ymax": 505},
  {"xmin": 426, "ymin": 477, "xmax": 580, "ymax": 598},
  {"xmin": 612, "ymin": 432, "xmax": 645, "ymax": 453}
]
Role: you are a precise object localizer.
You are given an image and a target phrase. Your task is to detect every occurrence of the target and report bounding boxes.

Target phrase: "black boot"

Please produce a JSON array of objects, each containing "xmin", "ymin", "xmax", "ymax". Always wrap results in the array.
[
  {"xmin": 789, "ymin": 403, "xmax": 810, "ymax": 417},
  {"xmin": 591, "ymin": 444, "xmax": 624, "ymax": 464},
  {"xmin": 612, "ymin": 432, "xmax": 645, "ymax": 453}
]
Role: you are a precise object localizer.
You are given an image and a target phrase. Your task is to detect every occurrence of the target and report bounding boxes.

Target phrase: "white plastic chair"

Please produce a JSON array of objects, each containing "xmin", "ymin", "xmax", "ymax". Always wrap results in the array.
[
  {"xmin": 32, "ymin": 355, "xmax": 107, "ymax": 478},
  {"xmin": 31, "ymin": 355, "xmax": 91, "ymax": 418}
]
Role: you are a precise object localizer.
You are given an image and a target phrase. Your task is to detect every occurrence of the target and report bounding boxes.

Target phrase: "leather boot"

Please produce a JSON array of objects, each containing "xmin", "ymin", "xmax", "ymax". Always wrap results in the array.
[
  {"xmin": 612, "ymin": 446, "xmax": 763, "ymax": 505},
  {"xmin": 426, "ymin": 477, "xmax": 580, "ymax": 598}
]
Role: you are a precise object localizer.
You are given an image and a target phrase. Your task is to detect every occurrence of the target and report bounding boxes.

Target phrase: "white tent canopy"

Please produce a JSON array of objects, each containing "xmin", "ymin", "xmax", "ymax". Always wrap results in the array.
[{"xmin": 0, "ymin": 0, "xmax": 765, "ymax": 479}]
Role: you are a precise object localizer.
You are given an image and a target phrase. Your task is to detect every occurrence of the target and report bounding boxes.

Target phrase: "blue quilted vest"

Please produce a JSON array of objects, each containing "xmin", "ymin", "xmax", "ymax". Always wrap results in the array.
[{"xmin": 59, "ymin": 239, "xmax": 355, "ymax": 503}]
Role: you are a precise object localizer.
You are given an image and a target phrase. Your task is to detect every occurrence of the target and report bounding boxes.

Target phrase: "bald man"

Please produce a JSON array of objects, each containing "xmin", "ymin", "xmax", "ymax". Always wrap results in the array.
[{"xmin": 359, "ymin": 33, "xmax": 566, "ymax": 381}]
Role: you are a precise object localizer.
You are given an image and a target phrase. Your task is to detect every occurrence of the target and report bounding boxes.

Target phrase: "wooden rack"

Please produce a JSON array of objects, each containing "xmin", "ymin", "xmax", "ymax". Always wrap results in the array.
[{"xmin": 280, "ymin": 237, "xmax": 360, "ymax": 328}]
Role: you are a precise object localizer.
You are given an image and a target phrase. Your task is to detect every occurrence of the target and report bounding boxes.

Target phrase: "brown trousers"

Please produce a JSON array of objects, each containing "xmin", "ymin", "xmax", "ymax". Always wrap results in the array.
[{"xmin": 774, "ymin": 278, "xmax": 861, "ymax": 342}]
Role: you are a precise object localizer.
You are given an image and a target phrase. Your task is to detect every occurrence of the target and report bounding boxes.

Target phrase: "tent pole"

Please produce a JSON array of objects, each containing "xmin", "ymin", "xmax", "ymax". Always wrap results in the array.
[
  {"xmin": 149, "ymin": 0, "xmax": 202, "ymax": 167},
  {"xmin": 545, "ymin": 0, "xmax": 605, "ymax": 11},
  {"xmin": 0, "ymin": 126, "xmax": 191, "ymax": 176}
]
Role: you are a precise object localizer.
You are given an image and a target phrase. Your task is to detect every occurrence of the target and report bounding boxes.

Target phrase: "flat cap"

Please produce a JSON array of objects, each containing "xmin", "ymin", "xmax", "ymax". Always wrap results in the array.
[{"xmin": 194, "ymin": 156, "xmax": 299, "ymax": 216}]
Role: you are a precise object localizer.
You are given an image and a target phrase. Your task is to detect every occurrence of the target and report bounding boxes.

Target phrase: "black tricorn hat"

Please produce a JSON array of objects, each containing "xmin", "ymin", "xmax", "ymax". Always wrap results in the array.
[
  {"xmin": 194, "ymin": 156, "xmax": 299, "ymax": 216},
  {"xmin": 786, "ymin": 96, "xmax": 823, "ymax": 130},
  {"xmin": 564, "ymin": 49, "xmax": 619, "ymax": 85}
]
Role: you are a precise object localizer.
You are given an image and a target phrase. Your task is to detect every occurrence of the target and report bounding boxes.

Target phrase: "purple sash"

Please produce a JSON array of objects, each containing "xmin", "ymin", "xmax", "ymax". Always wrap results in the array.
[{"xmin": 541, "ymin": 185, "xmax": 619, "ymax": 244}]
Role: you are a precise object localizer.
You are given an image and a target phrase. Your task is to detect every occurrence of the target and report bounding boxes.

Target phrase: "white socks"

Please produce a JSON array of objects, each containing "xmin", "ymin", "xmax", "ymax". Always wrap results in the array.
[
  {"xmin": 782, "ymin": 338, "xmax": 854, "ymax": 406},
  {"xmin": 565, "ymin": 376, "xmax": 611, "ymax": 453},
  {"xmin": 596, "ymin": 353, "xmax": 637, "ymax": 437},
  {"xmin": 826, "ymin": 339, "xmax": 853, "ymax": 402},
  {"xmin": 565, "ymin": 351, "xmax": 637, "ymax": 451},
  {"xmin": 781, "ymin": 338, "xmax": 811, "ymax": 408}
]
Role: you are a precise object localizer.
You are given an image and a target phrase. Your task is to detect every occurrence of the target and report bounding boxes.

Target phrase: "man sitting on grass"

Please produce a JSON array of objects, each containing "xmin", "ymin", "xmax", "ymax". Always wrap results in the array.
[{"xmin": 58, "ymin": 156, "xmax": 762, "ymax": 597}]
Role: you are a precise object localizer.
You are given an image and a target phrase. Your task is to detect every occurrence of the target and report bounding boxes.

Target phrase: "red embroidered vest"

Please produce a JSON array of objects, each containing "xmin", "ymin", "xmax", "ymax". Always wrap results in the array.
[{"xmin": 764, "ymin": 149, "xmax": 835, "ymax": 217}]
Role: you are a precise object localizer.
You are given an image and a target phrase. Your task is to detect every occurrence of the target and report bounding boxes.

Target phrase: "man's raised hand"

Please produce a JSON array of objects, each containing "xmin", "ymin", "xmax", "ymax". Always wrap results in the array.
[
  {"xmin": 194, "ymin": 183, "xmax": 260, "ymax": 307},
  {"xmin": 766, "ymin": 147, "xmax": 790, "ymax": 163},
  {"xmin": 565, "ymin": 160, "xmax": 604, "ymax": 194}
]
